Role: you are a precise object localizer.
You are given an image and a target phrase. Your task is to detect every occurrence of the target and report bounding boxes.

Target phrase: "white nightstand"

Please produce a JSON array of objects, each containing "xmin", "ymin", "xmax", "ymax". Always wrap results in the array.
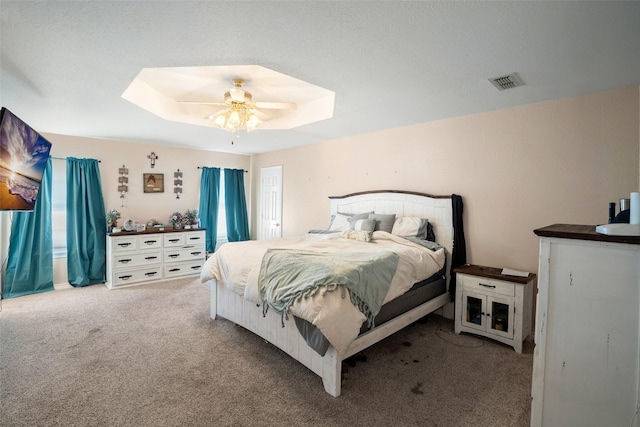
[{"xmin": 454, "ymin": 264, "xmax": 535, "ymax": 353}]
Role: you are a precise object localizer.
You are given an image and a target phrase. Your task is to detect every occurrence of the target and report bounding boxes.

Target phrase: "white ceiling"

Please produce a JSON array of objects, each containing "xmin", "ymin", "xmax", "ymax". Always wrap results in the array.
[{"xmin": 1, "ymin": 1, "xmax": 639, "ymax": 156}]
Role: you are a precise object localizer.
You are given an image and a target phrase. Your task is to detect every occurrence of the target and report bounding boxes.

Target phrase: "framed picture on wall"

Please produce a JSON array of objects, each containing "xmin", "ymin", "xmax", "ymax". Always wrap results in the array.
[{"xmin": 143, "ymin": 173, "xmax": 164, "ymax": 193}]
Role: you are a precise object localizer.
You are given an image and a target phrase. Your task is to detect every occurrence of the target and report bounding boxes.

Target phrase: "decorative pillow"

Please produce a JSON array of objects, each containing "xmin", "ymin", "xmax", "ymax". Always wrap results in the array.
[
  {"xmin": 339, "ymin": 229, "xmax": 372, "ymax": 242},
  {"xmin": 347, "ymin": 211, "xmax": 374, "ymax": 229},
  {"xmin": 392, "ymin": 217, "xmax": 430, "ymax": 240},
  {"xmin": 352, "ymin": 218, "xmax": 376, "ymax": 233},
  {"xmin": 328, "ymin": 213, "xmax": 352, "ymax": 231},
  {"xmin": 368, "ymin": 213, "xmax": 396, "ymax": 233},
  {"xmin": 328, "ymin": 211, "xmax": 373, "ymax": 232}
]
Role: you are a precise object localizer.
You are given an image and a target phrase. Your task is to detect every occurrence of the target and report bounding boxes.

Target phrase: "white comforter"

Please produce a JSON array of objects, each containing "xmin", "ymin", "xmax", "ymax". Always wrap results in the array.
[{"xmin": 200, "ymin": 232, "xmax": 445, "ymax": 356}]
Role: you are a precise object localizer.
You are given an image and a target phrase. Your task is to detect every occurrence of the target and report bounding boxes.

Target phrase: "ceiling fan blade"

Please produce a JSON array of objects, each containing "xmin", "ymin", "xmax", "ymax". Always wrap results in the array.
[
  {"xmin": 254, "ymin": 101, "xmax": 297, "ymax": 110},
  {"xmin": 252, "ymin": 109, "xmax": 272, "ymax": 121},
  {"xmin": 177, "ymin": 100, "xmax": 228, "ymax": 106},
  {"xmin": 203, "ymin": 110, "xmax": 225, "ymax": 120}
]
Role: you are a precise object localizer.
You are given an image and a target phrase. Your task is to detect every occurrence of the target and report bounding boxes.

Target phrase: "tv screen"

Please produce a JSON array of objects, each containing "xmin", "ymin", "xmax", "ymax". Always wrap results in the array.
[{"xmin": 0, "ymin": 107, "xmax": 52, "ymax": 211}]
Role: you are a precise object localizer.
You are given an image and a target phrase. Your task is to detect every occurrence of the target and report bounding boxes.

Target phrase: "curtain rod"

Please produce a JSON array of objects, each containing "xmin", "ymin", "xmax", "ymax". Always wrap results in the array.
[
  {"xmin": 197, "ymin": 166, "xmax": 247, "ymax": 172},
  {"xmin": 51, "ymin": 156, "xmax": 101, "ymax": 162}
]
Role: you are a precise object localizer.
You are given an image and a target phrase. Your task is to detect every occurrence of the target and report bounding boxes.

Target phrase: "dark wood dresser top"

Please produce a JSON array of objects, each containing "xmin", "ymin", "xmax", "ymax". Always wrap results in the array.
[{"xmin": 534, "ymin": 224, "xmax": 640, "ymax": 245}]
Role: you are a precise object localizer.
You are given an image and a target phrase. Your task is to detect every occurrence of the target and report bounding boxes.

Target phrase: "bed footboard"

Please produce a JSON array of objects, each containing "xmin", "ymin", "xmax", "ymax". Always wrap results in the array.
[{"xmin": 206, "ymin": 278, "xmax": 448, "ymax": 397}]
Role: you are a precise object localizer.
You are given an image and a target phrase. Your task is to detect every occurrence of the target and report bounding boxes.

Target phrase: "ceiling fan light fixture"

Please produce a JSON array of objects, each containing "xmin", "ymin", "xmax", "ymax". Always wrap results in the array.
[
  {"xmin": 228, "ymin": 110, "xmax": 241, "ymax": 127},
  {"xmin": 212, "ymin": 114, "xmax": 226, "ymax": 128},
  {"xmin": 209, "ymin": 104, "xmax": 262, "ymax": 133},
  {"xmin": 246, "ymin": 113, "xmax": 261, "ymax": 132}
]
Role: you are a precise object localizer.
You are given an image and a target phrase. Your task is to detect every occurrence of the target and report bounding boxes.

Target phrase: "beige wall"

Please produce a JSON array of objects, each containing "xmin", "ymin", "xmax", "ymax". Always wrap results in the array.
[
  {"xmin": 42, "ymin": 134, "xmax": 250, "ymax": 285},
  {"xmin": 250, "ymin": 87, "xmax": 640, "ymax": 275},
  {"xmin": 2, "ymin": 86, "xmax": 638, "ymax": 289}
]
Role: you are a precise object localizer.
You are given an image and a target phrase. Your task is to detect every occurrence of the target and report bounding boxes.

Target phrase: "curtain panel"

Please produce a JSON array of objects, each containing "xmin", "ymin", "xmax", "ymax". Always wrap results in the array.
[
  {"xmin": 2, "ymin": 158, "xmax": 53, "ymax": 298},
  {"xmin": 224, "ymin": 168, "xmax": 250, "ymax": 242},
  {"xmin": 199, "ymin": 167, "xmax": 220, "ymax": 253},
  {"xmin": 66, "ymin": 157, "xmax": 107, "ymax": 286}
]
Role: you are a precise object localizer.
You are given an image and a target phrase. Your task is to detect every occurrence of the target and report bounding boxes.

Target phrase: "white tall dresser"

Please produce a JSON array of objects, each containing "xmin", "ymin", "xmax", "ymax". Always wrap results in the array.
[{"xmin": 531, "ymin": 224, "xmax": 640, "ymax": 426}]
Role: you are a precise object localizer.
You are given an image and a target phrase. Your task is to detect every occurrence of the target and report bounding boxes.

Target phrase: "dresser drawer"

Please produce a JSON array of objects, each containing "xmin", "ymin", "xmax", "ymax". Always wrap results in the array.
[
  {"xmin": 137, "ymin": 235, "xmax": 162, "ymax": 250},
  {"xmin": 112, "ymin": 250, "xmax": 162, "ymax": 269},
  {"xmin": 184, "ymin": 231, "xmax": 205, "ymax": 246},
  {"xmin": 110, "ymin": 235, "xmax": 137, "ymax": 252},
  {"xmin": 112, "ymin": 267, "xmax": 162, "ymax": 286},
  {"xmin": 164, "ymin": 247, "xmax": 206, "ymax": 263},
  {"xmin": 164, "ymin": 261, "xmax": 203, "ymax": 278},
  {"xmin": 163, "ymin": 233, "xmax": 185, "ymax": 247},
  {"xmin": 458, "ymin": 273, "xmax": 515, "ymax": 297}
]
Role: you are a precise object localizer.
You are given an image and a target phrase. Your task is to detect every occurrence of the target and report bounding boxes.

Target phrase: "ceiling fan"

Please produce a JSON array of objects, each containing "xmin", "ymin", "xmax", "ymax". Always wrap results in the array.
[{"xmin": 178, "ymin": 78, "xmax": 297, "ymax": 133}]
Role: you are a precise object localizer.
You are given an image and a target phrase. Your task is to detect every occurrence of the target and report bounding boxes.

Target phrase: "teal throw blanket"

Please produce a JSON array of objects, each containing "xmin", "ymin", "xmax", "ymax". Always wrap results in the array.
[{"xmin": 258, "ymin": 249, "xmax": 400, "ymax": 328}]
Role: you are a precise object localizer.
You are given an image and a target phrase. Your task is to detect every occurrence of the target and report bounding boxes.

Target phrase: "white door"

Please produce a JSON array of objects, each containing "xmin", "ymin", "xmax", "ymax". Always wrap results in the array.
[{"xmin": 259, "ymin": 166, "xmax": 282, "ymax": 240}]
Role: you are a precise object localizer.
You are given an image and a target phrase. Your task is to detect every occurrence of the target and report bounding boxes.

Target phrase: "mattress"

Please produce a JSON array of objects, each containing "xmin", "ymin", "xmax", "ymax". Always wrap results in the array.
[{"xmin": 294, "ymin": 266, "xmax": 447, "ymax": 356}]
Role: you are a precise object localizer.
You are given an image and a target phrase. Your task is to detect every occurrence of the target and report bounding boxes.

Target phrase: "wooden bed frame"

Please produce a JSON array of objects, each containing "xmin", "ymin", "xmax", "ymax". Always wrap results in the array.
[{"xmin": 206, "ymin": 190, "xmax": 455, "ymax": 397}]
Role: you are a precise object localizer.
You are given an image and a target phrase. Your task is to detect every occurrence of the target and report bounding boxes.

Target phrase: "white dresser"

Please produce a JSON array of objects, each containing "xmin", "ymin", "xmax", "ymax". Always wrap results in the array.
[
  {"xmin": 531, "ymin": 224, "xmax": 640, "ymax": 427},
  {"xmin": 106, "ymin": 229, "xmax": 206, "ymax": 289}
]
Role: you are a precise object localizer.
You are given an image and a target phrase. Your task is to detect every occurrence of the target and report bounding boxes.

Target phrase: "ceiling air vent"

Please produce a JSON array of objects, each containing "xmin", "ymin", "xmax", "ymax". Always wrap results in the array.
[{"xmin": 489, "ymin": 73, "xmax": 524, "ymax": 91}]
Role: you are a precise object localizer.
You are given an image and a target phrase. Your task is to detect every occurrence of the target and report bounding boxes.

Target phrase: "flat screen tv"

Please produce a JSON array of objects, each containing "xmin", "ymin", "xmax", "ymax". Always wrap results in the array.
[{"xmin": 0, "ymin": 107, "xmax": 52, "ymax": 211}]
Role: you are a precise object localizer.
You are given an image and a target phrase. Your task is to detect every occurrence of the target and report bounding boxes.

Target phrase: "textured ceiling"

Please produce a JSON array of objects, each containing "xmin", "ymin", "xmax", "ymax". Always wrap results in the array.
[{"xmin": 1, "ymin": 1, "xmax": 639, "ymax": 155}]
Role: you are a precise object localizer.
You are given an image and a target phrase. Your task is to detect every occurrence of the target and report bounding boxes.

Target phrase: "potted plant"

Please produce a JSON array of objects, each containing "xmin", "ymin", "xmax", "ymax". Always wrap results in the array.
[
  {"xmin": 184, "ymin": 209, "xmax": 198, "ymax": 228},
  {"xmin": 105, "ymin": 209, "xmax": 121, "ymax": 232},
  {"xmin": 169, "ymin": 211, "xmax": 184, "ymax": 229}
]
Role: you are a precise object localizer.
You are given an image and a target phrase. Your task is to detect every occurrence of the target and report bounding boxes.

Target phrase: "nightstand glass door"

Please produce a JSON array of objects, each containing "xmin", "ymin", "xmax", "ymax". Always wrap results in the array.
[
  {"xmin": 488, "ymin": 296, "xmax": 514, "ymax": 339},
  {"xmin": 462, "ymin": 291, "xmax": 486, "ymax": 332},
  {"xmin": 462, "ymin": 291, "xmax": 514, "ymax": 339}
]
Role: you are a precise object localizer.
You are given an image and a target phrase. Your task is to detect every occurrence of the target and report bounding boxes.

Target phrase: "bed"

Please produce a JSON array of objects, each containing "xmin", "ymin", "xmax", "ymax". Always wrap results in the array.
[{"xmin": 200, "ymin": 190, "xmax": 466, "ymax": 397}]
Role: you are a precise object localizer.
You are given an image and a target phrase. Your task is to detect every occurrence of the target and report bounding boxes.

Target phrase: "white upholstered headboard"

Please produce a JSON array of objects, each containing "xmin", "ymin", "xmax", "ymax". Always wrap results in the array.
[{"xmin": 329, "ymin": 190, "xmax": 454, "ymax": 288}]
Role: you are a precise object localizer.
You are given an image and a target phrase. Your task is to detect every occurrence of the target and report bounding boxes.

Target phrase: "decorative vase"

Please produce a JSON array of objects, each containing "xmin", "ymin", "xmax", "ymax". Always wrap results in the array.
[{"xmin": 173, "ymin": 222, "xmax": 183, "ymax": 230}]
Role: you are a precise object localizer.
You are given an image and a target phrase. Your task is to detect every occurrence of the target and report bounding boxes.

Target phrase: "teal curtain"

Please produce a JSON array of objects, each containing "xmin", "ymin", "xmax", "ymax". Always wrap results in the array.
[
  {"xmin": 199, "ymin": 167, "xmax": 220, "ymax": 253},
  {"xmin": 224, "ymin": 168, "xmax": 250, "ymax": 242},
  {"xmin": 2, "ymin": 158, "xmax": 53, "ymax": 298},
  {"xmin": 66, "ymin": 157, "xmax": 107, "ymax": 286}
]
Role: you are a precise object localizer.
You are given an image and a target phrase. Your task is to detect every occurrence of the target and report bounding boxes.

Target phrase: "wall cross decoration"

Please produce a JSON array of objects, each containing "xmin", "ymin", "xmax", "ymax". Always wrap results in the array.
[{"xmin": 147, "ymin": 152, "xmax": 158, "ymax": 168}]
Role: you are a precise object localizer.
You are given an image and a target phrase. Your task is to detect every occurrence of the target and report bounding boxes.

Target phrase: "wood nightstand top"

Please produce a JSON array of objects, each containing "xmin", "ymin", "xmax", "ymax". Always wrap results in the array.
[{"xmin": 454, "ymin": 264, "xmax": 535, "ymax": 284}]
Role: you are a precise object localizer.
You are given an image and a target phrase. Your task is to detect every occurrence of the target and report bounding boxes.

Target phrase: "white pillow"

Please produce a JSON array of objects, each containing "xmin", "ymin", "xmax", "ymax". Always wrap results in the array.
[
  {"xmin": 329, "ymin": 213, "xmax": 352, "ymax": 231},
  {"xmin": 391, "ymin": 216, "xmax": 423, "ymax": 237}
]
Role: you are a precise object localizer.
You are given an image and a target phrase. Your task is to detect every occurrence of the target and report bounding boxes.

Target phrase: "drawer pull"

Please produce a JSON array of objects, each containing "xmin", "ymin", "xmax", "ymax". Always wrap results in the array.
[
  {"xmin": 168, "ymin": 268, "xmax": 180, "ymax": 272},
  {"xmin": 189, "ymin": 237, "xmax": 201, "ymax": 241},
  {"xmin": 168, "ymin": 254, "xmax": 180, "ymax": 258},
  {"xmin": 118, "ymin": 259, "xmax": 132, "ymax": 264},
  {"xmin": 144, "ymin": 240, "xmax": 157, "ymax": 245},
  {"xmin": 190, "ymin": 251, "xmax": 202, "ymax": 256},
  {"xmin": 169, "ymin": 239, "xmax": 180, "ymax": 243},
  {"xmin": 117, "ymin": 242, "xmax": 132, "ymax": 247},
  {"xmin": 190, "ymin": 266, "xmax": 200, "ymax": 270},
  {"xmin": 145, "ymin": 256, "xmax": 158, "ymax": 260},
  {"xmin": 479, "ymin": 283, "xmax": 496, "ymax": 289},
  {"xmin": 119, "ymin": 275, "xmax": 132, "ymax": 280},
  {"xmin": 144, "ymin": 272, "xmax": 157, "ymax": 277}
]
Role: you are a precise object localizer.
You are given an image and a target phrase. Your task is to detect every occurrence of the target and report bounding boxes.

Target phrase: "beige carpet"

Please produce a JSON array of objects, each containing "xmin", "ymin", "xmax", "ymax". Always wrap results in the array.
[{"xmin": 0, "ymin": 278, "xmax": 533, "ymax": 426}]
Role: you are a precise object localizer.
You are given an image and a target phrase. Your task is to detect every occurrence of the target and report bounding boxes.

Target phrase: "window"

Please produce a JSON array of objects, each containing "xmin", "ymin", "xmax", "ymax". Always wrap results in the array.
[
  {"xmin": 51, "ymin": 160, "xmax": 66, "ymax": 258},
  {"xmin": 216, "ymin": 172, "xmax": 227, "ymax": 244}
]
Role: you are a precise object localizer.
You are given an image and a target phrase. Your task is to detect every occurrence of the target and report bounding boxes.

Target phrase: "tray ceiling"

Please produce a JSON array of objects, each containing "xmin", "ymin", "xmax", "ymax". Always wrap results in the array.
[{"xmin": 1, "ymin": 1, "xmax": 639, "ymax": 155}]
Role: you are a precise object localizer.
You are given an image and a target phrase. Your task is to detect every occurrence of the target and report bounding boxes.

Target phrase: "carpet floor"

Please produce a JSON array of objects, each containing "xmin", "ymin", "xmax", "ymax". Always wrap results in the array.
[{"xmin": 0, "ymin": 278, "xmax": 533, "ymax": 426}]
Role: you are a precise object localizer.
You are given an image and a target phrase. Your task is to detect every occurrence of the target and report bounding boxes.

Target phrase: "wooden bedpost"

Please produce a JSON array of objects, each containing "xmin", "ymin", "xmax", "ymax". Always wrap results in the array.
[
  {"xmin": 322, "ymin": 347, "xmax": 342, "ymax": 397},
  {"xmin": 207, "ymin": 280, "xmax": 218, "ymax": 319}
]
